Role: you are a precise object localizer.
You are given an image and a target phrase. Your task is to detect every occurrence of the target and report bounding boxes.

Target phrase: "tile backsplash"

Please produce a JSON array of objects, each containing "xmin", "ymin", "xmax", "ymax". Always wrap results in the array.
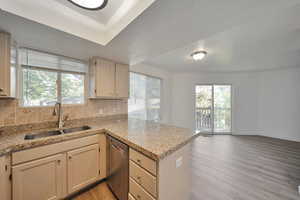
[{"xmin": 0, "ymin": 99, "xmax": 128, "ymax": 127}]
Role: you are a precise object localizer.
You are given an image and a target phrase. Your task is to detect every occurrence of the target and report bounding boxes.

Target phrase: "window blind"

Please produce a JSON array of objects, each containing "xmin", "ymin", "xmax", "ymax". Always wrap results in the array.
[{"xmin": 19, "ymin": 48, "xmax": 88, "ymax": 73}]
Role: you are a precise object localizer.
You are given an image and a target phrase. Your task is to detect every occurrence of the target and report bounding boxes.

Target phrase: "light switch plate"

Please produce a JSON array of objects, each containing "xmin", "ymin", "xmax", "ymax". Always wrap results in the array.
[{"xmin": 176, "ymin": 157, "xmax": 183, "ymax": 168}]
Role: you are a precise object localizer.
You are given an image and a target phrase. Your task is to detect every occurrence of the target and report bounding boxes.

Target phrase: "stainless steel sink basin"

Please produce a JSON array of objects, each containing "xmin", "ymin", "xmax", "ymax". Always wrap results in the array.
[
  {"xmin": 24, "ymin": 126, "xmax": 91, "ymax": 140},
  {"xmin": 24, "ymin": 130, "xmax": 63, "ymax": 140},
  {"xmin": 62, "ymin": 125, "xmax": 91, "ymax": 133}
]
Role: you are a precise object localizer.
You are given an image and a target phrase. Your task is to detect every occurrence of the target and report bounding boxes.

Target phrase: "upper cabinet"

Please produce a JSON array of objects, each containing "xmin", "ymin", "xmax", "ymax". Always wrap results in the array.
[
  {"xmin": 115, "ymin": 63, "xmax": 129, "ymax": 98},
  {"xmin": 0, "ymin": 32, "xmax": 17, "ymax": 98},
  {"xmin": 89, "ymin": 57, "xmax": 129, "ymax": 99}
]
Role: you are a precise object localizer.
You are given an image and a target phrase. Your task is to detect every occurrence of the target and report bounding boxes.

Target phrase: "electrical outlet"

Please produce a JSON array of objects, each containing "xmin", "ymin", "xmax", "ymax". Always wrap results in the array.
[{"xmin": 176, "ymin": 157, "xmax": 183, "ymax": 168}]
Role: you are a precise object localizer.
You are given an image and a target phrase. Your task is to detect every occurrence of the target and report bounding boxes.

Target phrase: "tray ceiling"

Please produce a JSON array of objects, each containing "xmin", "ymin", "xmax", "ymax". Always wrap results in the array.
[{"xmin": 0, "ymin": 0, "xmax": 155, "ymax": 45}]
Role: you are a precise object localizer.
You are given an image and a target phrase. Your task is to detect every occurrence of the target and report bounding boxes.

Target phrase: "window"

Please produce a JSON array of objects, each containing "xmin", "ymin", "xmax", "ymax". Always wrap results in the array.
[
  {"xmin": 20, "ymin": 49, "xmax": 87, "ymax": 107},
  {"xmin": 195, "ymin": 85, "xmax": 232, "ymax": 133},
  {"xmin": 128, "ymin": 72, "xmax": 161, "ymax": 122}
]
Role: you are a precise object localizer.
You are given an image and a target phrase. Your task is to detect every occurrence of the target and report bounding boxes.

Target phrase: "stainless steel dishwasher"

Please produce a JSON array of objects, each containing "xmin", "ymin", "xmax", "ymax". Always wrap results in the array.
[{"xmin": 107, "ymin": 136, "xmax": 129, "ymax": 200}]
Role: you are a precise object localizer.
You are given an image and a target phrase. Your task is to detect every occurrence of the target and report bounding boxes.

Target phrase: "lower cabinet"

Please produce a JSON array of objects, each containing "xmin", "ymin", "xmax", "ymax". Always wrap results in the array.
[
  {"xmin": 0, "ymin": 155, "xmax": 11, "ymax": 200},
  {"xmin": 11, "ymin": 135, "xmax": 105, "ymax": 200},
  {"xmin": 67, "ymin": 144, "xmax": 99, "ymax": 194},
  {"xmin": 12, "ymin": 154, "xmax": 66, "ymax": 200}
]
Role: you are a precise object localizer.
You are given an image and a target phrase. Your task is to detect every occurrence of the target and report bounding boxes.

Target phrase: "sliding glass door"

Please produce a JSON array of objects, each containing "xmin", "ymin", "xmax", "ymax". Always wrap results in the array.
[{"xmin": 195, "ymin": 85, "xmax": 232, "ymax": 134}]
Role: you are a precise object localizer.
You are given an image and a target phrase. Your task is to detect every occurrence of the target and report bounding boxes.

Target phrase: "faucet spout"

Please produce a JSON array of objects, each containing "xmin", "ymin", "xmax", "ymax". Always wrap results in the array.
[{"xmin": 53, "ymin": 102, "xmax": 63, "ymax": 129}]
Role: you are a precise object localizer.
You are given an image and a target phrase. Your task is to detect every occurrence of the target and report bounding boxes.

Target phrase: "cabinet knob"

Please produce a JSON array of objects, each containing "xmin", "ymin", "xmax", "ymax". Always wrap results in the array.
[
  {"xmin": 137, "ymin": 195, "xmax": 141, "ymax": 199},
  {"xmin": 69, "ymin": 156, "xmax": 72, "ymax": 160},
  {"xmin": 137, "ymin": 176, "xmax": 142, "ymax": 182},
  {"xmin": 137, "ymin": 159, "xmax": 141, "ymax": 163},
  {"xmin": 57, "ymin": 160, "xmax": 61, "ymax": 164},
  {"xmin": 0, "ymin": 88, "xmax": 3, "ymax": 92}
]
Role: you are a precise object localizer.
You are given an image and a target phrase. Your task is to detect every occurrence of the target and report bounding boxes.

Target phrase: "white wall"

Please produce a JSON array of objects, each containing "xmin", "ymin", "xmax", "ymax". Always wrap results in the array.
[
  {"xmin": 258, "ymin": 67, "xmax": 300, "ymax": 142},
  {"xmin": 130, "ymin": 64, "xmax": 300, "ymax": 142},
  {"xmin": 130, "ymin": 64, "xmax": 172, "ymax": 124},
  {"xmin": 170, "ymin": 72, "xmax": 261, "ymax": 135}
]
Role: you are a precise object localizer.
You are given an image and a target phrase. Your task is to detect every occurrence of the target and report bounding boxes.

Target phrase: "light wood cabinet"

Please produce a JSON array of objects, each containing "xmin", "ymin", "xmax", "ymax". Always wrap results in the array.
[
  {"xmin": 130, "ymin": 161, "xmax": 157, "ymax": 197},
  {"xmin": 0, "ymin": 155, "xmax": 11, "ymax": 200},
  {"xmin": 129, "ymin": 149, "xmax": 157, "ymax": 176},
  {"xmin": 129, "ymin": 178, "xmax": 155, "ymax": 200},
  {"xmin": 128, "ymin": 193, "xmax": 136, "ymax": 200},
  {"xmin": 11, "ymin": 134, "xmax": 106, "ymax": 200},
  {"xmin": 115, "ymin": 63, "xmax": 129, "ymax": 98},
  {"xmin": 12, "ymin": 154, "xmax": 66, "ymax": 200},
  {"xmin": 67, "ymin": 144, "xmax": 100, "ymax": 194},
  {"xmin": 0, "ymin": 32, "xmax": 11, "ymax": 97},
  {"xmin": 129, "ymin": 149, "xmax": 157, "ymax": 200},
  {"xmin": 89, "ymin": 57, "xmax": 129, "ymax": 99},
  {"xmin": 95, "ymin": 59, "xmax": 115, "ymax": 97}
]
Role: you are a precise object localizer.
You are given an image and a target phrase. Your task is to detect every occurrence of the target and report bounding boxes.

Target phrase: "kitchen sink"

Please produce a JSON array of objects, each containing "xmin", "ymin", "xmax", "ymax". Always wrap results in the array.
[
  {"xmin": 24, "ymin": 126, "xmax": 91, "ymax": 140},
  {"xmin": 62, "ymin": 125, "xmax": 91, "ymax": 133}
]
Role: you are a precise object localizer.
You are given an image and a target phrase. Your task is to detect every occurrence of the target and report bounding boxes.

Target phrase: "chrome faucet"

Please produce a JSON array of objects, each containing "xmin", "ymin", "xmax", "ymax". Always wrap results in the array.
[{"xmin": 53, "ymin": 102, "xmax": 64, "ymax": 129}]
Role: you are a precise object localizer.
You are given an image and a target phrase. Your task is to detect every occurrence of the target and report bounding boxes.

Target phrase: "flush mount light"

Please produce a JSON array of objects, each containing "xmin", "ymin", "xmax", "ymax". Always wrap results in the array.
[
  {"xmin": 68, "ymin": 0, "xmax": 108, "ymax": 10},
  {"xmin": 191, "ymin": 51, "xmax": 207, "ymax": 61}
]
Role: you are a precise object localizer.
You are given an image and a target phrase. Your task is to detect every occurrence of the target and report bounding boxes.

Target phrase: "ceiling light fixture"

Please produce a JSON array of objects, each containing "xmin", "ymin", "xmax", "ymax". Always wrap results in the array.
[
  {"xmin": 68, "ymin": 0, "xmax": 108, "ymax": 10},
  {"xmin": 191, "ymin": 51, "xmax": 207, "ymax": 61}
]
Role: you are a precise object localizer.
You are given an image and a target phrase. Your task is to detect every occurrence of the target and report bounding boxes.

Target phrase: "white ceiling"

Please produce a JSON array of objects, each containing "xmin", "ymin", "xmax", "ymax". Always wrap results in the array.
[
  {"xmin": 1, "ymin": 0, "xmax": 300, "ymax": 72},
  {"xmin": 0, "ymin": 0, "xmax": 155, "ymax": 45}
]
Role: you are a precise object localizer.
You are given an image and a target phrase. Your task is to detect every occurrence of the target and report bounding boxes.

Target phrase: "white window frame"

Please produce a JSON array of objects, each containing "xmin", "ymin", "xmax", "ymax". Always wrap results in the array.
[
  {"xmin": 195, "ymin": 84, "xmax": 233, "ymax": 134},
  {"xmin": 128, "ymin": 71, "xmax": 163, "ymax": 122},
  {"xmin": 19, "ymin": 49, "xmax": 87, "ymax": 107}
]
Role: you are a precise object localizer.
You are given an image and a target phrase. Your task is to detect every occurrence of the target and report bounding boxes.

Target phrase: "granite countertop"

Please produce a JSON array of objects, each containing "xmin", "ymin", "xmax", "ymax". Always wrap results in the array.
[{"xmin": 0, "ymin": 117, "xmax": 200, "ymax": 160}]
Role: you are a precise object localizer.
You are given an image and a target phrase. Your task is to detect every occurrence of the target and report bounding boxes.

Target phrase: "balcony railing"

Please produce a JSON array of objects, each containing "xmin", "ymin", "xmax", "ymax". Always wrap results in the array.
[
  {"xmin": 196, "ymin": 108, "xmax": 212, "ymax": 132},
  {"xmin": 196, "ymin": 107, "xmax": 231, "ymax": 132}
]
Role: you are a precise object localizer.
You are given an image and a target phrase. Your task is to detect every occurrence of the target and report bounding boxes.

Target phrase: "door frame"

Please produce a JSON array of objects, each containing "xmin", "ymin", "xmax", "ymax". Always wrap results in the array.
[{"xmin": 195, "ymin": 84, "xmax": 233, "ymax": 135}]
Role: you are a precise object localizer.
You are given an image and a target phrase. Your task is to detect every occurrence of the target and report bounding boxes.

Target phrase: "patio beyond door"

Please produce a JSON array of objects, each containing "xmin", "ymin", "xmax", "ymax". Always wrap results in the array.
[{"xmin": 195, "ymin": 85, "xmax": 232, "ymax": 134}]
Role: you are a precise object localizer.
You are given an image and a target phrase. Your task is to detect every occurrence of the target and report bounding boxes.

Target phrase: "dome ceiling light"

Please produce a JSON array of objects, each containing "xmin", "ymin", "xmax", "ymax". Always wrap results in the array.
[
  {"xmin": 68, "ymin": 0, "xmax": 108, "ymax": 10},
  {"xmin": 191, "ymin": 51, "xmax": 207, "ymax": 61}
]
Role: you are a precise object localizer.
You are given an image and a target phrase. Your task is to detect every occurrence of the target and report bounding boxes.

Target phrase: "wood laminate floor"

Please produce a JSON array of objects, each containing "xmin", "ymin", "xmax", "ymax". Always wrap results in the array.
[
  {"xmin": 191, "ymin": 135, "xmax": 300, "ymax": 200},
  {"xmin": 73, "ymin": 136, "xmax": 300, "ymax": 200},
  {"xmin": 72, "ymin": 182, "xmax": 116, "ymax": 200}
]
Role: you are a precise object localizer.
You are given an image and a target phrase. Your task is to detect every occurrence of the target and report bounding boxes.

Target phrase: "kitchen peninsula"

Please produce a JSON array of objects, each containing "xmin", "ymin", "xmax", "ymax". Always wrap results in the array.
[{"xmin": 0, "ymin": 116, "xmax": 200, "ymax": 200}]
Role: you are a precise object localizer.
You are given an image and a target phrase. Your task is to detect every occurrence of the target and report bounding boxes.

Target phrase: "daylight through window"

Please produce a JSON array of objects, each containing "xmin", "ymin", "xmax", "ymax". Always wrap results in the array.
[
  {"xmin": 128, "ymin": 72, "xmax": 161, "ymax": 122},
  {"xmin": 20, "ymin": 49, "xmax": 86, "ymax": 107}
]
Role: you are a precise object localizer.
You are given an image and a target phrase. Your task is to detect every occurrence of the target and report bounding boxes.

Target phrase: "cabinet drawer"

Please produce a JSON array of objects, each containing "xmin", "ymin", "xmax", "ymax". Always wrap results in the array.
[
  {"xmin": 129, "ymin": 193, "xmax": 136, "ymax": 200},
  {"xmin": 130, "ymin": 161, "xmax": 157, "ymax": 197},
  {"xmin": 12, "ymin": 134, "xmax": 100, "ymax": 165},
  {"xmin": 129, "ymin": 178, "xmax": 155, "ymax": 200},
  {"xmin": 129, "ymin": 149, "xmax": 156, "ymax": 176}
]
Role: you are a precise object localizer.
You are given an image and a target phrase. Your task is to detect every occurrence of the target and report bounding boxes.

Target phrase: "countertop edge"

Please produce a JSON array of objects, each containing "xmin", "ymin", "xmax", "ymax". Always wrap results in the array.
[{"xmin": 0, "ymin": 126, "xmax": 200, "ymax": 161}]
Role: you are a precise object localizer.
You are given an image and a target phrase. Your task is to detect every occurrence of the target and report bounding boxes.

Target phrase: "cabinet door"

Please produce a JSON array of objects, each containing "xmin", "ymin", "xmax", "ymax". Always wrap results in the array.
[
  {"xmin": 12, "ymin": 154, "xmax": 66, "ymax": 200},
  {"xmin": 95, "ymin": 59, "xmax": 116, "ymax": 97},
  {"xmin": 0, "ymin": 32, "xmax": 11, "ymax": 97},
  {"xmin": 67, "ymin": 144, "xmax": 100, "ymax": 194},
  {"xmin": 0, "ymin": 155, "xmax": 11, "ymax": 200},
  {"xmin": 115, "ymin": 63, "xmax": 129, "ymax": 98}
]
